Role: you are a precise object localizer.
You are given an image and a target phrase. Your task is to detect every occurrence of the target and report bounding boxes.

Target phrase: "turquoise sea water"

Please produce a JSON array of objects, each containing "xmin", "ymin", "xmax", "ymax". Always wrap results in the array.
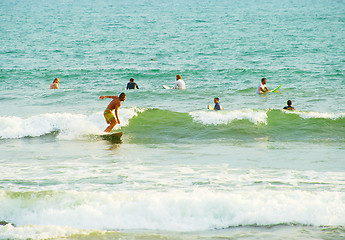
[{"xmin": 1, "ymin": 0, "xmax": 345, "ymax": 239}]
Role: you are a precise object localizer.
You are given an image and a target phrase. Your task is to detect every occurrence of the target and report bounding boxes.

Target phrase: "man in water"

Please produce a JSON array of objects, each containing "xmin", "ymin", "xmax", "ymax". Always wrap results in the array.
[
  {"xmin": 214, "ymin": 97, "xmax": 223, "ymax": 110},
  {"xmin": 283, "ymin": 100, "xmax": 295, "ymax": 110},
  {"xmin": 126, "ymin": 78, "xmax": 139, "ymax": 90},
  {"xmin": 99, "ymin": 93, "xmax": 126, "ymax": 133},
  {"xmin": 50, "ymin": 78, "xmax": 59, "ymax": 89},
  {"xmin": 256, "ymin": 78, "xmax": 270, "ymax": 94},
  {"xmin": 174, "ymin": 74, "xmax": 186, "ymax": 89}
]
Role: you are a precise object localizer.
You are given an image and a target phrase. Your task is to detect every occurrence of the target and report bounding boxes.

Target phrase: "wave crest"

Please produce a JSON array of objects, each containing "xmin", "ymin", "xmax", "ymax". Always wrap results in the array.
[{"xmin": 190, "ymin": 109, "xmax": 268, "ymax": 125}]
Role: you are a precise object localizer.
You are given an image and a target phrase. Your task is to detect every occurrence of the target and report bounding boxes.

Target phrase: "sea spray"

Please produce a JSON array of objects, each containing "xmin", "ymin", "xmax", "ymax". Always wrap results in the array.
[{"xmin": 0, "ymin": 107, "xmax": 145, "ymax": 139}]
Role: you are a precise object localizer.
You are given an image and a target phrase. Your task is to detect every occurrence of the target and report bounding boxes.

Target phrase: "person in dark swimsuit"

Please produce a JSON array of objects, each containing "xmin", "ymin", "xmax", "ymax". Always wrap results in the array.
[
  {"xmin": 283, "ymin": 100, "xmax": 295, "ymax": 110},
  {"xmin": 214, "ymin": 97, "xmax": 223, "ymax": 110},
  {"xmin": 126, "ymin": 78, "xmax": 139, "ymax": 90}
]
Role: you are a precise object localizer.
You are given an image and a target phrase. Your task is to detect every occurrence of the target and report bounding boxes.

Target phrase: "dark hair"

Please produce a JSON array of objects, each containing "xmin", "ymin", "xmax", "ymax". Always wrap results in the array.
[
  {"xmin": 261, "ymin": 78, "xmax": 267, "ymax": 83},
  {"xmin": 130, "ymin": 78, "xmax": 134, "ymax": 82},
  {"xmin": 214, "ymin": 97, "xmax": 219, "ymax": 101},
  {"xmin": 119, "ymin": 92, "xmax": 126, "ymax": 99},
  {"xmin": 287, "ymin": 100, "xmax": 292, "ymax": 106}
]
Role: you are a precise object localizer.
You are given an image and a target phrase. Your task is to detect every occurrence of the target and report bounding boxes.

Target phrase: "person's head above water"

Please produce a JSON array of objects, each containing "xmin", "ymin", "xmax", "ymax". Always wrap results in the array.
[
  {"xmin": 129, "ymin": 78, "xmax": 134, "ymax": 82},
  {"xmin": 119, "ymin": 92, "xmax": 126, "ymax": 101},
  {"xmin": 214, "ymin": 97, "xmax": 219, "ymax": 104},
  {"xmin": 261, "ymin": 78, "xmax": 267, "ymax": 84},
  {"xmin": 287, "ymin": 100, "xmax": 292, "ymax": 106},
  {"xmin": 176, "ymin": 74, "xmax": 182, "ymax": 80}
]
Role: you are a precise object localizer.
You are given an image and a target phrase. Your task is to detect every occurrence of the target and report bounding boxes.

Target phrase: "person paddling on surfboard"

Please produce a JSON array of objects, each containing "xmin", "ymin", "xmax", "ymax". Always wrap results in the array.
[
  {"xmin": 256, "ymin": 78, "xmax": 270, "ymax": 94},
  {"xmin": 99, "ymin": 93, "xmax": 126, "ymax": 133}
]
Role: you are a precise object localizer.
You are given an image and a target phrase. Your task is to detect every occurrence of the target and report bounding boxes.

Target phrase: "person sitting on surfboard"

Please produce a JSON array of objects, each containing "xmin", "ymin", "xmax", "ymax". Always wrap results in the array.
[
  {"xmin": 126, "ymin": 78, "xmax": 139, "ymax": 90},
  {"xmin": 214, "ymin": 97, "xmax": 223, "ymax": 110},
  {"xmin": 256, "ymin": 78, "xmax": 269, "ymax": 94},
  {"xmin": 174, "ymin": 74, "xmax": 186, "ymax": 90},
  {"xmin": 99, "ymin": 93, "xmax": 126, "ymax": 133},
  {"xmin": 283, "ymin": 100, "xmax": 295, "ymax": 110},
  {"xmin": 49, "ymin": 78, "xmax": 59, "ymax": 89}
]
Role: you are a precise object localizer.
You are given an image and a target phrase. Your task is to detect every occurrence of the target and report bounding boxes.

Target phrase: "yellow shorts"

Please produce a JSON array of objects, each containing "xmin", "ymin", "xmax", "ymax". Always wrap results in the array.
[{"xmin": 104, "ymin": 109, "xmax": 116, "ymax": 124}]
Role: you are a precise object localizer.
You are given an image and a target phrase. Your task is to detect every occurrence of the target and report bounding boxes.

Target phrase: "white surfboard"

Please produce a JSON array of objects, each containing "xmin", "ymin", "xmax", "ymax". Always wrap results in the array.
[{"xmin": 162, "ymin": 85, "xmax": 172, "ymax": 89}]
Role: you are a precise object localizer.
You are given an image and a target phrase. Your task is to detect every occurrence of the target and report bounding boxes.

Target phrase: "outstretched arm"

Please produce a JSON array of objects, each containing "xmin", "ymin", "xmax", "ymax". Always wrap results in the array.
[{"xmin": 99, "ymin": 96, "xmax": 115, "ymax": 99}]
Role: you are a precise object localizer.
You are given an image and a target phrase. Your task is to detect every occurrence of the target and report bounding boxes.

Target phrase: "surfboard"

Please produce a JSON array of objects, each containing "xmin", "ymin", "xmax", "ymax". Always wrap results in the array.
[
  {"xmin": 162, "ymin": 85, "xmax": 172, "ymax": 89},
  {"xmin": 271, "ymin": 84, "xmax": 283, "ymax": 92},
  {"xmin": 100, "ymin": 132, "xmax": 123, "ymax": 142}
]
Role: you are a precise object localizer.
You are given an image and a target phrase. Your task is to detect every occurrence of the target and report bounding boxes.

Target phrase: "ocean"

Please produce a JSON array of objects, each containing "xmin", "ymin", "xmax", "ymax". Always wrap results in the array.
[{"xmin": 1, "ymin": 0, "xmax": 345, "ymax": 239}]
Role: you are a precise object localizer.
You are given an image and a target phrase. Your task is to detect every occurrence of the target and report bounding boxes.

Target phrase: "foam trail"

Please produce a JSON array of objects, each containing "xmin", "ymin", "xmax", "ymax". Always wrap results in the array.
[
  {"xmin": 286, "ymin": 111, "xmax": 345, "ymax": 120},
  {"xmin": 0, "ymin": 224, "xmax": 93, "ymax": 240},
  {"xmin": 0, "ymin": 107, "xmax": 144, "ymax": 139},
  {"xmin": 190, "ymin": 109, "xmax": 268, "ymax": 125}
]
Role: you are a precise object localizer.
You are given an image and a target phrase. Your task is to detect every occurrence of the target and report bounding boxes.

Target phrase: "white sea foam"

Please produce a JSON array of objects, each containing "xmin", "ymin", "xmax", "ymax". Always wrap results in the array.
[
  {"xmin": 0, "ymin": 189, "xmax": 344, "ymax": 238},
  {"xmin": 286, "ymin": 111, "xmax": 345, "ymax": 120},
  {"xmin": 0, "ymin": 224, "xmax": 93, "ymax": 240},
  {"xmin": 0, "ymin": 107, "xmax": 144, "ymax": 139},
  {"xmin": 190, "ymin": 109, "xmax": 268, "ymax": 125}
]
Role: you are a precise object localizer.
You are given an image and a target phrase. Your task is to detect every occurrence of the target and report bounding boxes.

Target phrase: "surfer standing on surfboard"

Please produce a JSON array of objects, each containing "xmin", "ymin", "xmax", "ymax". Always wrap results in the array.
[
  {"xmin": 256, "ymin": 78, "xmax": 270, "ymax": 94},
  {"xmin": 99, "ymin": 93, "xmax": 126, "ymax": 133}
]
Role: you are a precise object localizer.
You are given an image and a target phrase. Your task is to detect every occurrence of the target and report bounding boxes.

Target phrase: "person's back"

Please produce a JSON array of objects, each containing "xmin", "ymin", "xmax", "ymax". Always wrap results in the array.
[
  {"xmin": 283, "ymin": 100, "xmax": 295, "ymax": 110},
  {"xmin": 127, "ymin": 78, "xmax": 139, "ymax": 90},
  {"xmin": 175, "ymin": 79, "xmax": 186, "ymax": 89},
  {"xmin": 127, "ymin": 82, "xmax": 139, "ymax": 89}
]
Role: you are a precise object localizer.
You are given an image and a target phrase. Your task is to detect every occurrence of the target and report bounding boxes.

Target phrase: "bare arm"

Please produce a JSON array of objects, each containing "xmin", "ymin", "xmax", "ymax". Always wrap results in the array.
[
  {"xmin": 99, "ymin": 96, "xmax": 116, "ymax": 99},
  {"xmin": 114, "ymin": 108, "xmax": 120, "ymax": 124},
  {"xmin": 260, "ymin": 86, "xmax": 269, "ymax": 93}
]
